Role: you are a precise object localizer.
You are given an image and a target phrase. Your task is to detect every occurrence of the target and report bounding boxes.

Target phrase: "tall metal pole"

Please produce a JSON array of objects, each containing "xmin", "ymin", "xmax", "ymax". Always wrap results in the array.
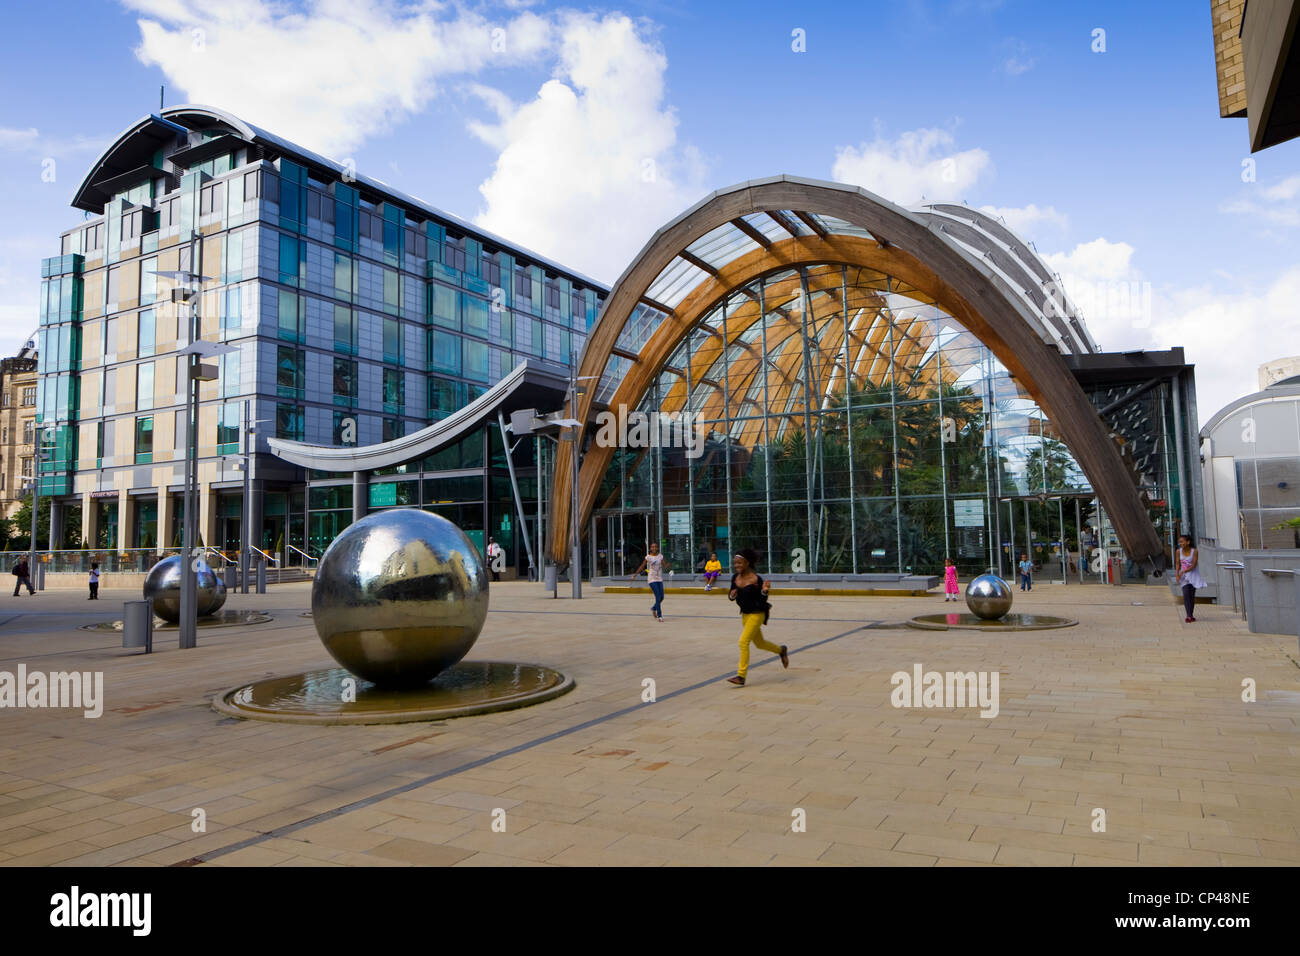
[
  {"xmin": 28, "ymin": 434, "xmax": 41, "ymax": 573},
  {"xmin": 241, "ymin": 399, "xmax": 251, "ymax": 593},
  {"xmin": 179, "ymin": 234, "xmax": 198, "ymax": 650},
  {"xmin": 569, "ymin": 376, "xmax": 582, "ymax": 599}
]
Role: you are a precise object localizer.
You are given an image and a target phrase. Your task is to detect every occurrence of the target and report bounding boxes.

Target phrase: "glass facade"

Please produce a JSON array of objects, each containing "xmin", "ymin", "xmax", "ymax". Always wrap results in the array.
[{"xmin": 589, "ymin": 264, "xmax": 1100, "ymax": 579}]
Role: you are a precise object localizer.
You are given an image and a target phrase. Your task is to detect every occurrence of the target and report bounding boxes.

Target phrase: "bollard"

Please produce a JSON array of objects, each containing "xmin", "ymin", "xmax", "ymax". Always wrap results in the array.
[
  {"xmin": 544, "ymin": 563, "xmax": 557, "ymax": 599},
  {"xmin": 123, "ymin": 599, "xmax": 154, "ymax": 653},
  {"xmin": 224, "ymin": 564, "xmax": 236, "ymax": 590},
  {"xmin": 35, "ymin": 562, "xmax": 46, "ymax": 591},
  {"xmin": 256, "ymin": 559, "xmax": 267, "ymax": 594}
]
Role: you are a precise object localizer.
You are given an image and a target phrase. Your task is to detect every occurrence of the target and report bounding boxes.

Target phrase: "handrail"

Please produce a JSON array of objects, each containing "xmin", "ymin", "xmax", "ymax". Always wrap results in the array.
[
  {"xmin": 285, "ymin": 543, "xmax": 318, "ymax": 567},
  {"xmin": 1216, "ymin": 561, "xmax": 1247, "ymax": 619},
  {"xmin": 251, "ymin": 547, "xmax": 280, "ymax": 566},
  {"xmin": 200, "ymin": 547, "xmax": 235, "ymax": 568}
]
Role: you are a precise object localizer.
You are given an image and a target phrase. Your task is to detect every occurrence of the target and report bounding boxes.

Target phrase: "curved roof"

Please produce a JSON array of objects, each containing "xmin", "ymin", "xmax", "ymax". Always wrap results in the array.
[
  {"xmin": 72, "ymin": 105, "xmax": 608, "ymax": 291},
  {"xmin": 550, "ymin": 175, "xmax": 1165, "ymax": 567},
  {"xmin": 1201, "ymin": 381, "xmax": 1300, "ymax": 438}
]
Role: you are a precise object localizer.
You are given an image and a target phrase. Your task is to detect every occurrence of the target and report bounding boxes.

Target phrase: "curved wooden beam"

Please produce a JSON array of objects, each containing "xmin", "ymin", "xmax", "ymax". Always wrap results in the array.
[{"xmin": 551, "ymin": 182, "xmax": 1165, "ymax": 570}]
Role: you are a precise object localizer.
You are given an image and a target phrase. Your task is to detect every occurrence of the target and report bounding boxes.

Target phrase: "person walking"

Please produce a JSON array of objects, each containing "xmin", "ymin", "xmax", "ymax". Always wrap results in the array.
[
  {"xmin": 486, "ymin": 537, "xmax": 503, "ymax": 582},
  {"xmin": 726, "ymin": 548, "xmax": 788, "ymax": 686},
  {"xmin": 1175, "ymin": 533, "xmax": 1206, "ymax": 623},
  {"xmin": 88, "ymin": 562, "xmax": 100, "ymax": 600},
  {"xmin": 631, "ymin": 542, "xmax": 669, "ymax": 621},
  {"xmin": 943, "ymin": 557, "xmax": 959, "ymax": 602},
  {"xmin": 11, "ymin": 558, "xmax": 35, "ymax": 596},
  {"xmin": 703, "ymin": 552, "xmax": 722, "ymax": 591},
  {"xmin": 1017, "ymin": 553, "xmax": 1033, "ymax": 592}
]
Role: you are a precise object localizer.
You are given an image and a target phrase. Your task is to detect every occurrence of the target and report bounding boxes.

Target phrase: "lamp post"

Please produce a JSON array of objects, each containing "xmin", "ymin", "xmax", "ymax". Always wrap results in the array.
[
  {"xmin": 25, "ymin": 427, "xmax": 56, "ymax": 583},
  {"xmin": 157, "ymin": 263, "xmax": 232, "ymax": 650}
]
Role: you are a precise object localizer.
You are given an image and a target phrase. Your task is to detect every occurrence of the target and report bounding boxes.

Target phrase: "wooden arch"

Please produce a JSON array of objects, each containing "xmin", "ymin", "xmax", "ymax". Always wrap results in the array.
[{"xmin": 551, "ymin": 180, "xmax": 1165, "ymax": 569}]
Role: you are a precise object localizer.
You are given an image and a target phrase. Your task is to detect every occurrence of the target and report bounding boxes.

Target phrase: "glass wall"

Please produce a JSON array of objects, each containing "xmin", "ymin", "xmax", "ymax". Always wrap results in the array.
[{"xmin": 596, "ymin": 264, "xmax": 1098, "ymax": 578}]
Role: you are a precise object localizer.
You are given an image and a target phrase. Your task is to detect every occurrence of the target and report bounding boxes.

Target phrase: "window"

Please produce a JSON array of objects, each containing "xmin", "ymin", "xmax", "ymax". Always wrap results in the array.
[
  {"xmin": 278, "ymin": 290, "xmax": 303, "ymax": 342},
  {"xmin": 1, "ymin": 392, "xmax": 9, "ymax": 408},
  {"xmin": 334, "ymin": 253, "xmax": 354, "ymax": 300},
  {"xmin": 137, "ymin": 309, "xmax": 155, "ymax": 357},
  {"xmin": 139, "ymin": 257, "xmax": 158, "ymax": 306},
  {"xmin": 481, "ymin": 251, "xmax": 501, "ymax": 287},
  {"xmin": 276, "ymin": 346, "xmax": 305, "ymax": 397},
  {"xmin": 224, "ymin": 230, "xmax": 245, "ymax": 284},
  {"xmin": 383, "ymin": 368, "xmax": 404, "ymax": 412},
  {"xmin": 429, "ymin": 284, "xmax": 458, "ymax": 328},
  {"xmin": 220, "ymin": 350, "xmax": 240, "ymax": 399},
  {"xmin": 95, "ymin": 421, "xmax": 105, "ymax": 464},
  {"xmin": 275, "ymin": 403, "xmax": 303, "ymax": 441},
  {"xmin": 23, "ymin": 419, "xmax": 34, "ymax": 444},
  {"xmin": 463, "ymin": 339, "xmax": 488, "ymax": 382},
  {"xmin": 223, "ymin": 286, "xmax": 243, "ymax": 330},
  {"xmin": 333, "ymin": 357, "xmax": 357, "ymax": 405},
  {"xmin": 21, "ymin": 457, "xmax": 33, "ymax": 480},
  {"xmin": 463, "ymin": 295, "xmax": 489, "ymax": 336},
  {"xmin": 383, "ymin": 317, "xmax": 401, "ymax": 364},
  {"xmin": 135, "ymin": 416, "xmax": 154, "ymax": 464},
  {"xmin": 382, "ymin": 417, "xmax": 401, "ymax": 442},
  {"xmin": 333, "ymin": 304, "xmax": 356, "ymax": 354},
  {"xmin": 217, "ymin": 403, "xmax": 240, "ymax": 454},
  {"xmin": 383, "ymin": 268, "xmax": 399, "ymax": 314},
  {"xmin": 442, "ymin": 235, "xmax": 466, "ymax": 272},
  {"xmin": 428, "ymin": 377, "xmax": 463, "ymax": 420},
  {"xmin": 427, "ymin": 330, "xmax": 459, "ymax": 373},
  {"xmin": 136, "ymin": 362, "xmax": 154, "ymax": 410},
  {"xmin": 278, "ymin": 233, "xmax": 302, "ymax": 285},
  {"xmin": 1, "ymin": 427, "xmax": 6, "ymax": 443}
]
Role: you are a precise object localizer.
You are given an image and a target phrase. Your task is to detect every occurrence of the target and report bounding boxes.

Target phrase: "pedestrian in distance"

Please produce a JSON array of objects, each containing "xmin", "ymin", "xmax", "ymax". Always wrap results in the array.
[
  {"xmin": 486, "ymin": 537, "xmax": 503, "ymax": 582},
  {"xmin": 943, "ymin": 557, "xmax": 959, "ymax": 602},
  {"xmin": 1018, "ymin": 553, "xmax": 1033, "ymax": 591},
  {"xmin": 726, "ymin": 548, "xmax": 787, "ymax": 686},
  {"xmin": 631, "ymin": 542, "xmax": 669, "ymax": 621},
  {"xmin": 11, "ymin": 558, "xmax": 34, "ymax": 596},
  {"xmin": 89, "ymin": 562, "xmax": 100, "ymax": 600},
  {"xmin": 1175, "ymin": 533, "xmax": 1205, "ymax": 623},
  {"xmin": 703, "ymin": 552, "xmax": 722, "ymax": 591}
]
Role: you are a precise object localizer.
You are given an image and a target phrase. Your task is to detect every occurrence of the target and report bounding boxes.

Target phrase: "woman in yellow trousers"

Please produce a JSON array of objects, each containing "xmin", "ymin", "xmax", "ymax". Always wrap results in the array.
[{"xmin": 726, "ymin": 548, "xmax": 788, "ymax": 686}]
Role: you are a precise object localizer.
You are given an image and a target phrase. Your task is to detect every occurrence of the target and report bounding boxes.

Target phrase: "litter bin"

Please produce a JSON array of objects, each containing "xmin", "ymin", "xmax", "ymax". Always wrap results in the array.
[
  {"xmin": 256, "ymin": 559, "xmax": 267, "ymax": 594},
  {"xmin": 224, "ymin": 564, "xmax": 236, "ymax": 590},
  {"xmin": 544, "ymin": 563, "xmax": 557, "ymax": 598},
  {"xmin": 123, "ymin": 599, "xmax": 154, "ymax": 653}
]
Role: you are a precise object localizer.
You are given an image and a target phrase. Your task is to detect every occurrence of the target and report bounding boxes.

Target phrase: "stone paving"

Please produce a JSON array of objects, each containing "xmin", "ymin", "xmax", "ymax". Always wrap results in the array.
[{"xmin": 0, "ymin": 578, "xmax": 1297, "ymax": 867}]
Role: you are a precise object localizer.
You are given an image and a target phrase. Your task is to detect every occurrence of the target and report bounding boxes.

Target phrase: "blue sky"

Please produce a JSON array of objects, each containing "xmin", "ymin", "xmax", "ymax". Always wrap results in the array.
[{"xmin": 1, "ymin": 0, "xmax": 1297, "ymax": 420}]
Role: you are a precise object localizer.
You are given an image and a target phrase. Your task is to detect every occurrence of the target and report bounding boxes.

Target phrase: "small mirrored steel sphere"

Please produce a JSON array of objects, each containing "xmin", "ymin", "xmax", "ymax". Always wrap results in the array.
[
  {"xmin": 965, "ymin": 573, "xmax": 1013, "ymax": 620},
  {"xmin": 311, "ymin": 509, "xmax": 489, "ymax": 687},
  {"xmin": 143, "ymin": 554, "xmax": 223, "ymax": 622}
]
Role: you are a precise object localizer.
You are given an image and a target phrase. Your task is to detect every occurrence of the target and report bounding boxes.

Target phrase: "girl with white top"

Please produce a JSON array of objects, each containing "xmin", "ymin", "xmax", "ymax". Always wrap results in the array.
[
  {"xmin": 1175, "ymin": 533, "xmax": 1205, "ymax": 623},
  {"xmin": 631, "ymin": 542, "xmax": 670, "ymax": 621}
]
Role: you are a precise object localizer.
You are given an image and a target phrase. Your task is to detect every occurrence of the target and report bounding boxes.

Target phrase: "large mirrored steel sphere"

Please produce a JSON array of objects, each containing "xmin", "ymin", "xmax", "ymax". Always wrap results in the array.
[
  {"xmin": 143, "ymin": 555, "xmax": 223, "ymax": 622},
  {"xmin": 966, "ymin": 573, "xmax": 1013, "ymax": 620},
  {"xmin": 311, "ymin": 509, "xmax": 489, "ymax": 687}
]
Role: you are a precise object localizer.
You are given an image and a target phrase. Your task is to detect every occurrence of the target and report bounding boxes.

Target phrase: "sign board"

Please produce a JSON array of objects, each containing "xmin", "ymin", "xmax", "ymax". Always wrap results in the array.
[
  {"xmin": 369, "ymin": 483, "xmax": 397, "ymax": 507},
  {"xmin": 667, "ymin": 510, "xmax": 690, "ymax": 535},
  {"xmin": 954, "ymin": 499, "xmax": 985, "ymax": 528},
  {"xmin": 90, "ymin": 490, "xmax": 119, "ymax": 499}
]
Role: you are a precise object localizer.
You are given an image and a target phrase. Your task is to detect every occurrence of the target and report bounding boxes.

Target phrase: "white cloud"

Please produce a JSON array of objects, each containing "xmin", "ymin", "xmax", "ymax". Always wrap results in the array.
[
  {"xmin": 831, "ymin": 128, "xmax": 991, "ymax": 205},
  {"xmin": 0, "ymin": 127, "xmax": 107, "ymax": 156},
  {"xmin": 1000, "ymin": 39, "xmax": 1036, "ymax": 76},
  {"xmin": 978, "ymin": 203, "xmax": 1067, "ymax": 239},
  {"xmin": 1043, "ymin": 238, "xmax": 1300, "ymax": 420},
  {"xmin": 1219, "ymin": 173, "xmax": 1300, "ymax": 227},
  {"xmin": 124, "ymin": 0, "xmax": 555, "ymax": 158},
  {"xmin": 470, "ymin": 13, "xmax": 707, "ymax": 284}
]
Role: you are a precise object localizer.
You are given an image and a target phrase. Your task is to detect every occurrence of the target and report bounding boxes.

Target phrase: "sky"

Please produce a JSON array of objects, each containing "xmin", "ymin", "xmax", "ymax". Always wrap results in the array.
[{"xmin": 1, "ymin": 0, "xmax": 1297, "ymax": 425}]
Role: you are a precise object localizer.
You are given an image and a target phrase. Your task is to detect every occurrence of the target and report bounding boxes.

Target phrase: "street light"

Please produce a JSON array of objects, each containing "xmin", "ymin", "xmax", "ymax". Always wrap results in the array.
[
  {"xmin": 157, "ymin": 264, "xmax": 231, "ymax": 650},
  {"xmin": 223, "ymin": 404, "xmax": 271, "ymax": 594},
  {"xmin": 24, "ymin": 426, "xmax": 57, "ymax": 586}
]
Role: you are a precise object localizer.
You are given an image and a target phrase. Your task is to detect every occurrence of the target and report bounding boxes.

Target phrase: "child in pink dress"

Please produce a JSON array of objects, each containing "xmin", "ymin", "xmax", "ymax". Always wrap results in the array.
[{"xmin": 943, "ymin": 558, "xmax": 959, "ymax": 602}]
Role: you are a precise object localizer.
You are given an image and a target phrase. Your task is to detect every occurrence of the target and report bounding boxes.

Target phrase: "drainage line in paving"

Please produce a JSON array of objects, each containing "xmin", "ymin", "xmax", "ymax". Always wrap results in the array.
[{"xmin": 178, "ymin": 622, "xmax": 873, "ymax": 865}]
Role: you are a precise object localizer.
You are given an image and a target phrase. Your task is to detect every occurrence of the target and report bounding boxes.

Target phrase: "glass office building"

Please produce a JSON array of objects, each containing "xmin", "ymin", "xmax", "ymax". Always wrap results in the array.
[{"xmin": 41, "ymin": 106, "xmax": 604, "ymax": 568}]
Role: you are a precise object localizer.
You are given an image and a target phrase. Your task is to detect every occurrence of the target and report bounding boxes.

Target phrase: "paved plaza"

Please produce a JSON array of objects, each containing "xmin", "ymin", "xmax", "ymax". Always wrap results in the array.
[{"xmin": 0, "ymin": 579, "xmax": 1297, "ymax": 867}]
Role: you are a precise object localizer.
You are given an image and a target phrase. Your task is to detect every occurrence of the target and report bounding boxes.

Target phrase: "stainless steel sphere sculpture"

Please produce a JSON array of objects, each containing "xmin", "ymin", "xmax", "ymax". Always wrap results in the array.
[
  {"xmin": 143, "ymin": 554, "xmax": 226, "ymax": 622},
  {"xmin": 310, "ymin": 509, "xmax": 489, "ymax": 687},
  {"xmin": 965, "ymin": 573, "xmax": 1014, "ymax": 620}
]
